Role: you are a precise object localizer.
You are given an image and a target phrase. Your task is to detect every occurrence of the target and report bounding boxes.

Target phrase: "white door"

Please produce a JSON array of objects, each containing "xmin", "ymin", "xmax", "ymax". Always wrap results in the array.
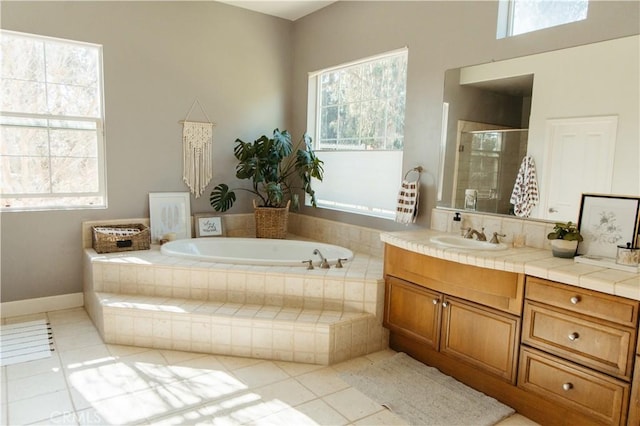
[{"xmin": 542, "ymin": 116, "xmax": 618, "ymax": 222}]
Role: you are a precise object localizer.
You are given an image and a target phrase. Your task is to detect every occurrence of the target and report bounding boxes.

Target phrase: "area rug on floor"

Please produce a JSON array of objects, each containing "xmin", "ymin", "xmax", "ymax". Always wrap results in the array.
[
  {"xmin": 340, "ymin": 352, "xmax": 515, "ymax": 426},
  {"xmin": 0, "ymin": 319, "xmax": 54, "ymax": 366}
]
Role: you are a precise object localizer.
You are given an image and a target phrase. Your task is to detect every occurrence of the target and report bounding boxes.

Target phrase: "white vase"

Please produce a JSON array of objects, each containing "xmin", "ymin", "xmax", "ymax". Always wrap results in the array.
[{"xmin": 550, "ymin": 239, "xmax": 578, "ymax": 258}]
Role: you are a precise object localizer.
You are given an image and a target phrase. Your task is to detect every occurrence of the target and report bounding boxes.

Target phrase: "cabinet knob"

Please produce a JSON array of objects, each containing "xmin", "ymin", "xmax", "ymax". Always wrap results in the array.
[
  {"xmin": 570, "ymin": 296, "xmax": 580, "ymax": 304},
  {"xmin": 442, "ymin": 301, "xmax": 449, "ymax": 308},
  {"xmin": 562, "ymin": 382, "xmax": 573, "ymax": 391},
  {"xmin": 568, "ymin": 332, "xmax": 580, "ymax": 341},
  {"xmin": 432, "ymin": 298, "xmax": 439, "ymax": 305}
]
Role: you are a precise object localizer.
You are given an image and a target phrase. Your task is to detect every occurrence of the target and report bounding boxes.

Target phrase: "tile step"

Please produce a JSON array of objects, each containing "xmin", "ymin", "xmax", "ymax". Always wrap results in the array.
[{"xmin": 88, "ymin": 292, "xmax": 386, "ymax": 365}]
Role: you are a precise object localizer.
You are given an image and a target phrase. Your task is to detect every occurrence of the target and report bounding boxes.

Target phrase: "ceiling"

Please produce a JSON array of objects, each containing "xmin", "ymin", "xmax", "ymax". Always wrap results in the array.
[{"xmin": 216, "ymin": 0, "xmax": 337, "ymax": 21}]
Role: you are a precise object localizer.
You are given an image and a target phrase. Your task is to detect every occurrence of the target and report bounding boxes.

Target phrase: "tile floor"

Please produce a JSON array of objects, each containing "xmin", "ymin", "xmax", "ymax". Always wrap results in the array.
[{"xmin": 1, "ymin": 308, "xmax": 538, "ymax": 425}]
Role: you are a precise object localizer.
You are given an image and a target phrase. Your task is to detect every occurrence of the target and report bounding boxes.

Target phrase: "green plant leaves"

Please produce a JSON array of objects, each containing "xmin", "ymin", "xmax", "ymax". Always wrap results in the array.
[
  {"xmin": 547, "ymin": 221, "xmax": 583, "ymax": 241},
  {"xmin": 210, "ymin": 129, "xmax": 323, "ymax": 211},
  {"xmin": 209, "ymin": 183, "xmax": 236, "ymax": 212},
  {"xmin": 264, "ymin": 182, "xmax": 284, "ymax": 207}
]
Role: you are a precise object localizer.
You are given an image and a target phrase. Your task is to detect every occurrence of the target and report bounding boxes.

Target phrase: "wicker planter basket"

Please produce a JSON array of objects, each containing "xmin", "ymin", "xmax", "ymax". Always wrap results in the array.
[
  {"xmin": 253, "ymin": 200, "xmax": 289, "ymax": 239},
  {"xmin": 92, "ymin": 224, "xmax": 151, "ymax": 253}
]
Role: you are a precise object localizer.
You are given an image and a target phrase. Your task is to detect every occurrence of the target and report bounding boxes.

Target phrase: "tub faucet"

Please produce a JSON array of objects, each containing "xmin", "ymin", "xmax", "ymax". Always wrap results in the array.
[
  {"xmin": 463, "ymin": 227, "xmax": 487, "ymax": 241},
  {"xmin": 313, "ymin": 249, "xmax": 331, "ymax": 269}
]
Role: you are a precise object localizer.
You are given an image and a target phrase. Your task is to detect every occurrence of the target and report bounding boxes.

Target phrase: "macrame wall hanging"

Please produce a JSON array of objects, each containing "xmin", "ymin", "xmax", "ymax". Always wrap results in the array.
[{"xmin": 180, "ymin": 99, "xmax": 215, "ymax": 198}]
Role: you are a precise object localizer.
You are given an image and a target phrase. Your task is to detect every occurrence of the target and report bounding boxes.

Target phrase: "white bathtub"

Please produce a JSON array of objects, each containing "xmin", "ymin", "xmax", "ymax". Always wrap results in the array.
[{"xmin": 160, "ymin": 237, "xmax": 354, "ymax": 267}]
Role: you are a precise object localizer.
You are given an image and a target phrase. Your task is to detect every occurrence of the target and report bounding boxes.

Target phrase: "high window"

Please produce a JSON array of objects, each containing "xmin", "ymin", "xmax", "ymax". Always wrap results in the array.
[
  {"xmin": 0, "ymin": 30, "xmax": 106, "ymax": 211},
  {"xmin": 307, "ymin": 48, "xmax": 407, "ymax": 219},
  {"xmin": 497, "ymin": 0, "xmax": 588, "ymax": 38}
]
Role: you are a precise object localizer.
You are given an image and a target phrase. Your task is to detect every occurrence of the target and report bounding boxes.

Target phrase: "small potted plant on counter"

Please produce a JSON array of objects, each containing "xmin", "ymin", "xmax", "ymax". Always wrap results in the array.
[
  {"xmin": 547, "ymin": 221, "xmax": 583, "ymax": 258},
  {"xmin": 209, "ymin": 128, "xmax": 324, "ymax": 239}
]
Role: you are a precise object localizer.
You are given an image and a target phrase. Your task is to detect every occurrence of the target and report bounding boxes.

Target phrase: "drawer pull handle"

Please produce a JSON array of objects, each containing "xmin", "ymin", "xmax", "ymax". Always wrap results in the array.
[
  {"xmin": 442, "ymin": 301, "xmax": 449, "ymax": 308},
  {"xmin": 568, "ymin": 332, "xmax": 580, "ymax": 341},
  {"xmin": 432, "ymin": 298, "xmax": 439, "ymax": 305},
  {"xmin": 562, "ymin": 383, "xmax": 573, "ymax": 391},
  {"xmin": 570, "ymin": 296, "xmax": 580, "ymax": 304}
]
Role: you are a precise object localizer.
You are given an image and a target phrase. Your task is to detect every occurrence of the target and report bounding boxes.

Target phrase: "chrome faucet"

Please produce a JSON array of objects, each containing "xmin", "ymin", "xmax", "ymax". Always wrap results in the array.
[
  {"xmin": 463, "ymin": 227, "xmax": 487, "ymax": 241},
  {"xmin": 313, "ymin": 249, "xmax": 330, "ymax": 269},
  {"xmin": 490, "ymin": 232, "xmax": 506, "ymax": 244}
]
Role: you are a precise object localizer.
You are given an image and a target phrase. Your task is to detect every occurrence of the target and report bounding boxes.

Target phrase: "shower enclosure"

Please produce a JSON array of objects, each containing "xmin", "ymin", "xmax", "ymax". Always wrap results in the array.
[{"xmin": 452, "ymin": 129, "xmax": 528, "ymax": 215}]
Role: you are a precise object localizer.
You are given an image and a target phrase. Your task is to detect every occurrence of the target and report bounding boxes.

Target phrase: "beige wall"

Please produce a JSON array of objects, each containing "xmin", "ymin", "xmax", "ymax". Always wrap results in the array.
[
  {"xmin": 290, "ymin": 1, "xmax": 640, "ymax": 229},
  {"xmin": 1, "ymin": 1, "xmax": 639, "ymax": 303},
  {"xmin": 1, "ymin": 1, "xmax": 292, "ymax": 302}
]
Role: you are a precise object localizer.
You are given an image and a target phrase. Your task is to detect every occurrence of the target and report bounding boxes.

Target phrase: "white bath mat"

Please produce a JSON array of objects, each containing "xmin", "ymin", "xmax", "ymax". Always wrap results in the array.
[
  {"xmin": 340, "ymin": 352, "xmax": 515, "ymax": 426},
  {"xmin": 0, "ymin": 319, "xmax": 54, "ymax": 366}
]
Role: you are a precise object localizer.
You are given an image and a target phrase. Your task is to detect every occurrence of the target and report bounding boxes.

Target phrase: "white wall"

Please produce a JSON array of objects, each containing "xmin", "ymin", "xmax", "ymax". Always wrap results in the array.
[
  {"xmin": 1, "ymin": 1, "xmax": 639, "ymax": 303},
  {"xmin": 460, "ymin": 35, "xmax": 640, "ymax": 218},
  {"xmin": 291, "ymin": 1, "xmax": 640, "ymax": 230},
  {"xmin": 0, "ymin": 1, "xmax": 292, "ymax": 302}
]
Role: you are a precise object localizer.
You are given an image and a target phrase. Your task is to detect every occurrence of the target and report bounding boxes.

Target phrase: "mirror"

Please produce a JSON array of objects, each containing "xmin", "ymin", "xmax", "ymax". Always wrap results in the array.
[
  {"xmin": 453, "ymin": 128, "xmax": 529, "ymax": 215},
  {"xmin": 437, "ymin": 36, "xmax": 640, "ymax": 222}
]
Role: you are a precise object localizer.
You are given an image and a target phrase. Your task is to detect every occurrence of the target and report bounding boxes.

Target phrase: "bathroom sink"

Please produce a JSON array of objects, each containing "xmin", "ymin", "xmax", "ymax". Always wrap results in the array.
[{"xmin": 430, "ymin": 235, "xmax": 508, "ymax": 251}]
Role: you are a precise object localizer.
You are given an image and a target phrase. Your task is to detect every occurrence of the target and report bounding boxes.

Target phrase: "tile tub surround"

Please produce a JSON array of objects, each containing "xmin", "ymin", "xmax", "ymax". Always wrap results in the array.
[
  {"xmin": 81, "ymin": 213, "xmax": 385, "ymax": 258},
  {"xmin": 83, "ymin": 244, "xmax": 387, "ymax": 365},
  {"xmin": 381, "ymin": 228, "xmax": 640, "ymax": 301}
]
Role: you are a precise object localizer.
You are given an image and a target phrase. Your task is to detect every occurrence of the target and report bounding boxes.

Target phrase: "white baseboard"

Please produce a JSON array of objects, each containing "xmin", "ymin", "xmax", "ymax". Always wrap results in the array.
[{"xmin": 1, "ymin": 293, "xmax": 84, "ymax": 318}]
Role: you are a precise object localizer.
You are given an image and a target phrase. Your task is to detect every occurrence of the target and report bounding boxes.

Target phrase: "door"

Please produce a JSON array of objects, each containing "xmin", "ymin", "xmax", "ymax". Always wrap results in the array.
[
  {"xmin": 384, "ymin": 276, "xmax": 442, "ymax": 349},
  {"xmin": 542, "ymin": 116, "xmax": 618, "ymax": 222},
  {"xmin": 440, "ymin": 296, "xmax": 521, "ymax": 383}
]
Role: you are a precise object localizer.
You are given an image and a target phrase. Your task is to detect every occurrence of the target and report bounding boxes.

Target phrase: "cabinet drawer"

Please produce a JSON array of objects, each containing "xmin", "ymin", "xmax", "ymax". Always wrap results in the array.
[
  {"xmin": 628, "ymin": 355, "xmax": 640, "ymax": 426},
  {"xmin": 522, "ymin": 301, "xmax": 635, "ymax": 380},
  {"xmin": 526, "ymin": 277, "xmax": 638, "ymax": 327},
  {"xmin": 519, "ymin": 347, "xmax": 629, "ymax": 426}
]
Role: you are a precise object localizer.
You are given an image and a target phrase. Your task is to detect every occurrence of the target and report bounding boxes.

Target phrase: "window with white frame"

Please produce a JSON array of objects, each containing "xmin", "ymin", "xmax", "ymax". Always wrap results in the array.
[
  {"xmin": 0, "ymin": 30, "xmax": 106, "ymax": 211},
  {"xmin": 307, "ymin": 48, "xmax": 407, "ymax": 219},
  {"xmin": 497, "ymin": 0, "xmax": 588, "ymax": 38}
]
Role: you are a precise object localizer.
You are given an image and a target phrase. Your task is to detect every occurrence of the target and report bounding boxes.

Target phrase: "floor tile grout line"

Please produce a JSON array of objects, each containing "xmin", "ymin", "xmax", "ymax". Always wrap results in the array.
[{"xmin": 46, "ymin": 312, "xmax": 81, "ymax": 425}]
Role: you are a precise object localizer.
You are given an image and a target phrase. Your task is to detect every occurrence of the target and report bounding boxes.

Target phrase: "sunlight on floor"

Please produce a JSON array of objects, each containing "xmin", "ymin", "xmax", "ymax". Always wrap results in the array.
[{"xmin": 1, "ymin": 308, "xmax": 538, "ymax": 425}]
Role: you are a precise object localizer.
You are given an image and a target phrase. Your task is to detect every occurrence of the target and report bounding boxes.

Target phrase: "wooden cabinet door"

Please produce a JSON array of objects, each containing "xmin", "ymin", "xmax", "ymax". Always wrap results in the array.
[
  {"xmin": 384, "ymin": 276, "xmax": 442, "ymax": 349},
  {"xmin": 440, "ymin": 296, "xmax": 520, "ymax": 383}
]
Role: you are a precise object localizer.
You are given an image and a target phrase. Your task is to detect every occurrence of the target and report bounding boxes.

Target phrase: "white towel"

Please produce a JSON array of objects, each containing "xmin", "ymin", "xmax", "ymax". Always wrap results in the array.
[
  {"xmin": 510, "ymin": 155, "xmax": 539, "ymax": 217},
  {"xmin": 395, "ymin": 179, "xmax": 420, "ymax": 224}
]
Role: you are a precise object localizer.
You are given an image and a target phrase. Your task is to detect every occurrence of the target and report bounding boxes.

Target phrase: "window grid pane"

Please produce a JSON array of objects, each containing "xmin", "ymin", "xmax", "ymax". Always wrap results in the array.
[
  {"xmin": 0, "ymin": 30, "xmax": 105, "ymax": 211},
  {"xmin": 317, "ymin": 52, "xmax": 407, "ymax": 151},
  {"xmin": 509, "ymin": 0, "xmax": 588, "ymax": 37}
]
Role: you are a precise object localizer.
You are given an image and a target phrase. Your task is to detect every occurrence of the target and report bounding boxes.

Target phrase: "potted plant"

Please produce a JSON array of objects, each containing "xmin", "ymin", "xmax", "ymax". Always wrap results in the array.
[
  {"xmin": 547, "ymin": 221, "xmax": 583, "ymax": 258},
  {"xmin": 209, "ymin": 128, "xmax": 323, "ymax": 239}
]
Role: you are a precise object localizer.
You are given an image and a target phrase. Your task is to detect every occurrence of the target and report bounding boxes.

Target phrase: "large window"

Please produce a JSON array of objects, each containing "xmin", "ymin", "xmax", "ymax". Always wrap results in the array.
[
  {"xmin": 497, "ymin": 0, "xmax": 588, "ymax": 38},
  {"xmin": 307, "ymin": 49, "xmax": 407, "ymax": 219},
  {"xmin": 0, "ymin": 30, "xmax": 106, "ymax": 211}
]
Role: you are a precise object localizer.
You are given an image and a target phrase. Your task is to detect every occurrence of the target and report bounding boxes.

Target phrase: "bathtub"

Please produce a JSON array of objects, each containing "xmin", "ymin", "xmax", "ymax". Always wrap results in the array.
[{"xmin": 160, "ymin": 237, "xmax": 354, "ymax": 267}]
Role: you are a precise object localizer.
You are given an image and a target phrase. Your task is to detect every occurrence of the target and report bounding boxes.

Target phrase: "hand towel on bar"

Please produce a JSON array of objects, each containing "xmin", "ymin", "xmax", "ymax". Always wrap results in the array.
[
  {"xmin": 510, "ymin": 155, "xmax": 539, "ymax": 217},
  {"xmin": 395, "ymin": 179, "xmax": 420, "ymax": 224}
]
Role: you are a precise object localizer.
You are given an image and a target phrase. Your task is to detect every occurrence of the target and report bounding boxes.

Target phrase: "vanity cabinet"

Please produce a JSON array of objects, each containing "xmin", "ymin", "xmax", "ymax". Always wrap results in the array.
[
  {"xmin": 628, "ymin": 352, "xmax": 640, "ymax": 425},
  {"xmin": 383, "ymin": 244, "xmax": 640, "ymax": 425},
  {"xmin": 383, "ymin": 246, "xmax": 522, "ymax": 383},
  {"xmin": 519, "ymin": 277, "xmax": 638, "ymax": 425}
]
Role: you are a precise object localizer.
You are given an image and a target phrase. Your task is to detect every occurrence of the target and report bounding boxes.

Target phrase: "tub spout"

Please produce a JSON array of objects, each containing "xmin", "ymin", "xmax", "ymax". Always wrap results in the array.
[{"xmin": 313, "ymin": 249, "xmax": 331, "ymax": 269}]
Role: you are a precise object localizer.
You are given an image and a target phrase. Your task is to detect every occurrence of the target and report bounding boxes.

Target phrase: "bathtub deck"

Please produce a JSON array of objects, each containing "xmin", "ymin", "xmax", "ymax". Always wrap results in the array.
[{"xmin": 84, "ymin": 245, "xmax": 388, "ymax": 365}]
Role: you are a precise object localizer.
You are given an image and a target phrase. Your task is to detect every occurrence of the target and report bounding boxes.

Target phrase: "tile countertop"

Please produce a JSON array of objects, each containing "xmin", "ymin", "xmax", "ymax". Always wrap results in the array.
[{"xmin": 380, "ymin": 229, "xmax": 640, "ymax": 302}]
